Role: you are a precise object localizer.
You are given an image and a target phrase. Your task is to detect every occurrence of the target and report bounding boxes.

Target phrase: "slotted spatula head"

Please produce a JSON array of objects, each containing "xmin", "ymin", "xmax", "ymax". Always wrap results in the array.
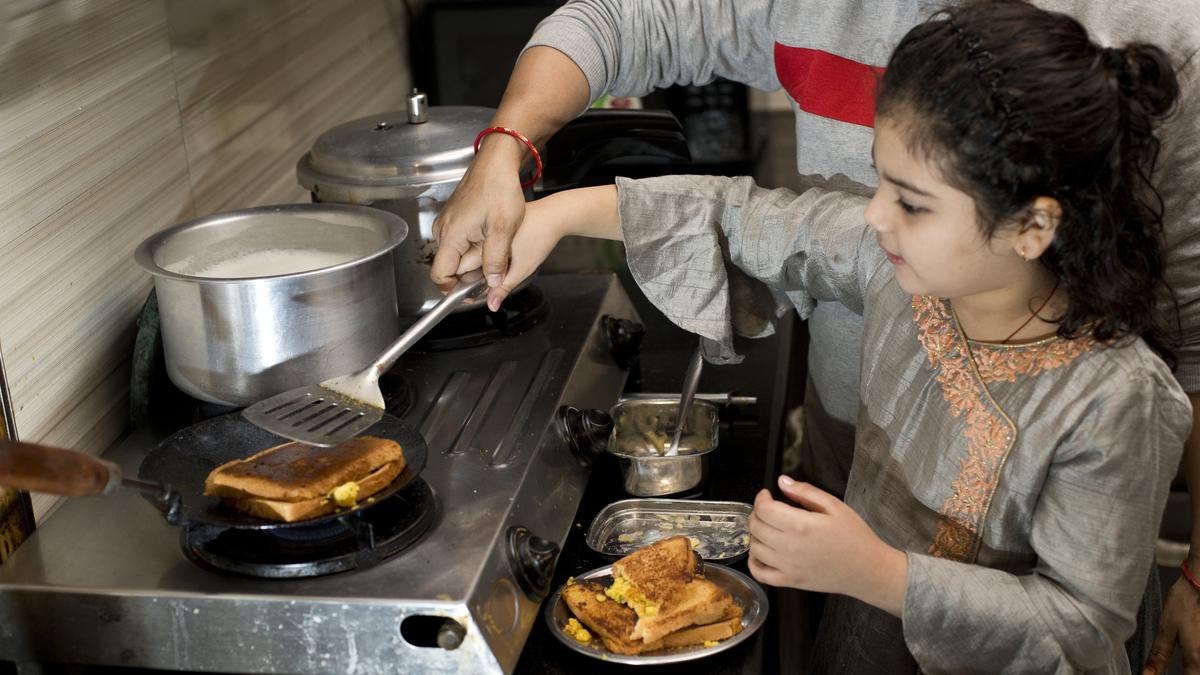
[
  {"xmin": 242, "ymin": 273, "xmax": 488, "ymax": 447},
  {"xmin": 241, "ymin": 371, "xmax": 385, "ymax": 447}
]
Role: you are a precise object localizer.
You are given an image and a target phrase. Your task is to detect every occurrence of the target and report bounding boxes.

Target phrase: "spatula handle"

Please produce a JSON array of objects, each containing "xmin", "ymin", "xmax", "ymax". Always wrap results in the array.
[
  {"xmin": 370, "ymin": 271, "xmax": 488, "ymax": 375},
  {"xmin": 0, "ymin": 439, "xmax": 122, "ymax": 496}
]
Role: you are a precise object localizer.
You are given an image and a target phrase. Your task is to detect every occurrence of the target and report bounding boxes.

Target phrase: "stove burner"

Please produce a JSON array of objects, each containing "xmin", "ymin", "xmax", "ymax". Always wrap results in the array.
[
  {"xmin": 182, "ymin": 479, "xmax": 437, "ymax": 578},
  {"xmin": 379, "ymin": 368, "xmax": 414, "ymax": 418},
  {"xmin": 412, "ymin": 285, "xmax": 549, "ymax": 351}
]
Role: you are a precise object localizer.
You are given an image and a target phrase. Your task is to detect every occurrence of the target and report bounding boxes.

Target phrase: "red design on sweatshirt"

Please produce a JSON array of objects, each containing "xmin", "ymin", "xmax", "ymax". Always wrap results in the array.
[{"xmin": 773, "ymin": 44, "xmax": 884, "ymax": 128}]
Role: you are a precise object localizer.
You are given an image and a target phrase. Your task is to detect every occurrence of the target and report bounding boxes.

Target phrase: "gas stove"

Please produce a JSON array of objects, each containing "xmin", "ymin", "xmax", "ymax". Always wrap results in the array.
[{"xmin": 0, "ymin": 273, "xmax": 641, "ymax": 675}]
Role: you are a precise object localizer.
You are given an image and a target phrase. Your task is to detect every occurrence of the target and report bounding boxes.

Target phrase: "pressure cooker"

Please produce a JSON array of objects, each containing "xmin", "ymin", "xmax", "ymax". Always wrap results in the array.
[{"xmin": 297, "ymin": 90, "xmax": 690, "ymax": 317}]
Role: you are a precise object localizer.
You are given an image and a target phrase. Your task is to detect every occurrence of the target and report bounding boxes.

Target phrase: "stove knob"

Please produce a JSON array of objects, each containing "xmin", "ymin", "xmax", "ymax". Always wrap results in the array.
[
  {"xmin": 604, "ymin": 316, "xmax": 645, "ymax": 369},
  {"xmin": 507, "ymin": 526, "xmax": 560, "ymax": 600},
  {"xmin": 557, "ymin": 406, "xmax": 613, "ymax": 467}
]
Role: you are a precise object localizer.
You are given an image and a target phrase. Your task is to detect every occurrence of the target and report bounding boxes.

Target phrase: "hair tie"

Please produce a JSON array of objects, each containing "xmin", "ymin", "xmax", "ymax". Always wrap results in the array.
[{"xmin": 1101, "ymin": 46, "xmax": 1126, "ymax": 74}]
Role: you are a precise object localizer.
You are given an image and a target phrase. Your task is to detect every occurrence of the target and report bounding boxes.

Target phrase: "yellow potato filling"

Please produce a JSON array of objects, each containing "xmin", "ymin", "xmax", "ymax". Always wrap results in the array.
[
  {"xmin": 564, "ymin": 617, "xmax": 591, "ymax": 643},
  {"xmin": 605, "ymin": 575, "xmax": 660, "ymax": 617},
  {"xmin": 329, "ymin": 481, "xmax": 360, "ymax": 508}
]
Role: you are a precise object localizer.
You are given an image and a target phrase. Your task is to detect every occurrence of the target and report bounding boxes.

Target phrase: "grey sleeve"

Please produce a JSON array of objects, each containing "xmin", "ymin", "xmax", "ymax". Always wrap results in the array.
[
  {"xmin": 615, "ymin": 175, "xmax": 881, "ymax": 364},
  {"xmin": 1159, "ymin": 50, "xmax": 1200, "ymax": 392},
  {"xmin": 902, "ymin": 371, "xmax": 1192, "ymax": 672},
  {"xmin": 524, "ymin": 0, "xmax": 780, "ymax": 105}
]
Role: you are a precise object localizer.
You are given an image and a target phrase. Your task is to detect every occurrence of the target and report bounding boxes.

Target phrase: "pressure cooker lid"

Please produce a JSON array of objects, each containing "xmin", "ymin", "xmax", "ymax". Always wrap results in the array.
[{"xmin": 298, "ymin": 92, "xmax": 495, "ymax": 191}]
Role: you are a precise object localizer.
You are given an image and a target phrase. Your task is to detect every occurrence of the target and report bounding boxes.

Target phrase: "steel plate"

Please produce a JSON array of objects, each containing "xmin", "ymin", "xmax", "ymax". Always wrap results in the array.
[{"xmin": 544, "ymin": 563, "xmax": 768, "ymax": 665}]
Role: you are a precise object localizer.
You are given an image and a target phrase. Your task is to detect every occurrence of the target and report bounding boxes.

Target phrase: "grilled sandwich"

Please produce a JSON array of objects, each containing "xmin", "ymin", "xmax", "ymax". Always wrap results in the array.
[
  {"xmin": 204, "ymin": 436, "xmax": 405, "ymax": 522},
  {"xmin": 609, "ymin": 535, "xmax": 735, "ymax": 643},
  {"xmin": 560, "ymin": 536, "xmax": 741, "ymax": 653},
  {"xmin": 562, "ymin": 579, "xmax": 742, "ymax": 654}
]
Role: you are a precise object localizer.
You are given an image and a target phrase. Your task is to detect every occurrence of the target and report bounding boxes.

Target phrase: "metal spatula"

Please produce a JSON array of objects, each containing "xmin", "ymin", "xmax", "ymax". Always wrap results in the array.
[{"xmin": 242, "ymin": 273, "xmax": 487, "ymax": 446}]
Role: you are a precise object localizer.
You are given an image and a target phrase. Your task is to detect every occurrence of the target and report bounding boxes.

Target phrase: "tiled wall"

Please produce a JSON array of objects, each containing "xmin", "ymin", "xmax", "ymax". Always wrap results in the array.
[{"xmin": 0, "ymin": 0, "xmax": 412, "ymax": 520}]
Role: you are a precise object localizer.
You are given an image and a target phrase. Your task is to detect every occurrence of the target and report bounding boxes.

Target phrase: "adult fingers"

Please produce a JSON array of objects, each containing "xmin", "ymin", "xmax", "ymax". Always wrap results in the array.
[
  {"xmin": 456, "ymin": 246, "xmax": 483, "ymax": 276},
  {"xmin": 430, "ymin": 224, "xmax": 474, "ymax": 293},
  {"xmin": 1145, "ymin": 615, "xmax": 1178, "ymax": 675},
  {"xmin": 777, "ymin": 475, "xmax": 841, "ymax": 514},
  {"xmin": 480, "ymin": 222, "xmax": 517, "ymax": 289}
]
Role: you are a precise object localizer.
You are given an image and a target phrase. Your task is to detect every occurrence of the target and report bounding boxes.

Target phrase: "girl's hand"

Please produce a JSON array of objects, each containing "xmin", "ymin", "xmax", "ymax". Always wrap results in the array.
[{"xmin": 748, "ymin": 475, "xmax": 908, "ymax": 616}]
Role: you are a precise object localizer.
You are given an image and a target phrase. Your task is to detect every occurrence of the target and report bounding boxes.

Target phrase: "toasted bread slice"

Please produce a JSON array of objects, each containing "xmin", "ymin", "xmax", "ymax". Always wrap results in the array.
[
  {"xmin": 562, "ymin": 580, "xmax": 743, "ymax": 654},
  {"xmin": 611, "ymin": 535, "xmax": 702, "ymax": 602},
  {"xmin": 205, "ymin": 436, "xmax": 403, "ymax": 502},
  {"xmin": 224, "ymin": 459, "xmax": 402, "ymax": 523},
  {"xmin": 629, "ymin": 576, "xmax": 733, "ymax": 643},
  {"xmin": 658, "ymin": 610, "xmax": 743, "ymax": 649},
  {"xmin": 607, "ymin": 536, "xmax": 733, "ymax": 643},
  {"xmin": 562, "ymin": 580, "xmax": 644, "ymax": 654}
]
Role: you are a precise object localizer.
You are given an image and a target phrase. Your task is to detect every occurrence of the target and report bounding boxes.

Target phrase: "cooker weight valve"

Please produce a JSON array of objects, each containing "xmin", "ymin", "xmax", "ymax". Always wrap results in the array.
[
  {"xmin": 557, "ymin": 406, "xmax": 613, "ymax": 467},
  {"xmin": 603, "ymin": 316, "xmax": 644, "ymax": 369},
  {"xmin": 507, "ymin": 526, "xmax": 560, "ymax": 600}
]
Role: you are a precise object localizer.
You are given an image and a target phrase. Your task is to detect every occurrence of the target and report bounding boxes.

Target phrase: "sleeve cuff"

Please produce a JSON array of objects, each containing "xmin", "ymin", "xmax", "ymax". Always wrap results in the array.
[{"xmin": 523, "ymin": 20, "xmax": 611, "ymax": 106}]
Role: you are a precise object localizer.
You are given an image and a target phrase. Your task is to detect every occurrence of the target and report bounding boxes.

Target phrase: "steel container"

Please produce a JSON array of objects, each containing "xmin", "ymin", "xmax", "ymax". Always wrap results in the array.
[
  {"xmin": 134, "ymin": 203, "xmax": 407, "ymax": 406},
  {"xmin": 297, "ymin": 92, "xmax": 532, "ymax": 317},
  {"xmin": 608, "ymin": 398, "xmax": 719, "ymax": 497}
]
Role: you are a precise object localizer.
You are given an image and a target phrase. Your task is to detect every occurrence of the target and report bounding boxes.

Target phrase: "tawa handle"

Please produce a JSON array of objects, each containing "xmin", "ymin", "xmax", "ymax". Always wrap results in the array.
[{"xmin": 0, "ymin": 439, "xmax": 121, "ymax": 497}]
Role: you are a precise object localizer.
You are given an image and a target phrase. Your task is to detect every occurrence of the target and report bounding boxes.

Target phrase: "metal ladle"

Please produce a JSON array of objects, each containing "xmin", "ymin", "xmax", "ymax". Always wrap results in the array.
[{"xmin": 664, "ymin": 342, "xmax": 704, "ymax": 457}]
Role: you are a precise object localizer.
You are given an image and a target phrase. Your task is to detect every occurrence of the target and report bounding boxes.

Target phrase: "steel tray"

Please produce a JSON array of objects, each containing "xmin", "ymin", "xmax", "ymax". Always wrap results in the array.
[{"xmin": 586, "ymin": 498, "xmax": 752, "ymax": 563}]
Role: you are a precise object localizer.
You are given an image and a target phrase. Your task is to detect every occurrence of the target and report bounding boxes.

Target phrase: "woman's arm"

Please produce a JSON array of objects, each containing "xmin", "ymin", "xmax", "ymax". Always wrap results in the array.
[{"xmin": 434, "ymin": 0, "xmax": 780, "ymax": 301}]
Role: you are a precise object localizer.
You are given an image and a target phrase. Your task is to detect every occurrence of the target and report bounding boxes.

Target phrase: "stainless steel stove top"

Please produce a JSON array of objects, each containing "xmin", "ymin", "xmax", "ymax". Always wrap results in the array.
[{"xmin": 0, "ymin": 273, "xmax": 639, "ymax": 675}]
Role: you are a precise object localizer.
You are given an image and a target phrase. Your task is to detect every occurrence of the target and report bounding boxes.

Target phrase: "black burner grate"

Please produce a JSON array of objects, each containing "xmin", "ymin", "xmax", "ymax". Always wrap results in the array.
[{"xmin": 182, "ymin": 479, "xmax": 437, "ymax": 578}]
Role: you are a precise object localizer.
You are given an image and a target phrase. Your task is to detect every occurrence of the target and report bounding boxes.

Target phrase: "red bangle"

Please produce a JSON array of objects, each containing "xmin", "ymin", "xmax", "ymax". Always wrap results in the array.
[
  {"xmin": 474, "ymin": 126, "xmax": 543, "ymax": 189},
  {"xmin": 1182, "ymin": 560, "xmax": 1200, "ymax": 591}
]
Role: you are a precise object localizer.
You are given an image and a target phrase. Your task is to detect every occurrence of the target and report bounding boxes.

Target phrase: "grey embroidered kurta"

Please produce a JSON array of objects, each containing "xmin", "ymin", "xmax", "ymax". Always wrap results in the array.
[{"xmin": 615, "ymin": 174, "xmax": 1193, "ymax": 674}]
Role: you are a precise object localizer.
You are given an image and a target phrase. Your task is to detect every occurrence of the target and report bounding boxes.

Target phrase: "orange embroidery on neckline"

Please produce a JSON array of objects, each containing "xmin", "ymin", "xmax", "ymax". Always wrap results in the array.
[{"xmin": 913, "ymin": 296, "xmax": 1096, "ymax": 562}]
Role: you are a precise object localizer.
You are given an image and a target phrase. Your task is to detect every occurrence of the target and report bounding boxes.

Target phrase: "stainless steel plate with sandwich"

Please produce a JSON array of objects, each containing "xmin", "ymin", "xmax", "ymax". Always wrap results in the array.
[{"xmin": 545, "ymin": 562, "xmax": 768, "ymax": 665}]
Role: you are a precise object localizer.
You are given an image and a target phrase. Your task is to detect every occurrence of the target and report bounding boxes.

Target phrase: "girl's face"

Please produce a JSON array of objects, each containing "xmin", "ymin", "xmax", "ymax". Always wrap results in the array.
[{"xmin": 865, "ymin": 116, "xmax": 1027, "ymax": 300}]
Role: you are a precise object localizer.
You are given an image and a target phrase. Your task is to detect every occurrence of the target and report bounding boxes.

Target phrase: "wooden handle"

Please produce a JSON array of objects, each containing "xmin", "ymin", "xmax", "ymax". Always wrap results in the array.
[{"xmin": 0, "ymin": 439, "xmax": 119, "ymax": 497}]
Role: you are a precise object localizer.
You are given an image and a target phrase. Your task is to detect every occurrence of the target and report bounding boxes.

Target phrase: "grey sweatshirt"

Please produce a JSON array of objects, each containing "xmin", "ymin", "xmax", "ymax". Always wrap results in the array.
[{"xmin": 527, "ymin": 0, "xmax": 1200, "ymax": 497}]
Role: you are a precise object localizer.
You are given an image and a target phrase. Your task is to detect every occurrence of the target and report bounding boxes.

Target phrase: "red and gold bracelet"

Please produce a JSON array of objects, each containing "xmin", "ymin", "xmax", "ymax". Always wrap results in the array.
[
  {"xmin": 1181, "ymin": 560, "xmax": 1200, "ymax": 591},
  {"xmin": 473, "ymin": 126, "xmax": 543, "ymax": 188}
]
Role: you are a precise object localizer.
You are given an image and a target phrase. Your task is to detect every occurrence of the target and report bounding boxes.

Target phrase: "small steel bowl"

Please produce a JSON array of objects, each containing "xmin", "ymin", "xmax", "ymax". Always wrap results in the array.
[{"xmin": 607, "ymin": 399, "xmax": 719, "ymax": 497}]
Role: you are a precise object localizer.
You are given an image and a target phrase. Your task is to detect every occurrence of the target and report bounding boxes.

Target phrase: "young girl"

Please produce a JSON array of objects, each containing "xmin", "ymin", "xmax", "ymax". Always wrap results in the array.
[{"xmin": 469, "ymin": 1, "xmax": 1191, "ymax": 670}]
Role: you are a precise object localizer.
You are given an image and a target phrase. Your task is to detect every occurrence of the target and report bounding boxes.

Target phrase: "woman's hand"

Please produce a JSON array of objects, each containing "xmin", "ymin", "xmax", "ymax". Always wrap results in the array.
[
  {"xmin": 455, "ymin": 185, "xmax": 622, "ymax": 311},
  {"xmin": 452, "ymin": 195, "xmax": 567, "ymax": 311},
  {"xmin": 1144, "ymin": 574, "xmax": 1200, "ymax": 675},
  {"xmin": 749, "ymin": 475, "xmax": 908, "ymax": 616},
  {"xmin": 430, "ymin": 138, "xmax": 528, "ymax": 294}
]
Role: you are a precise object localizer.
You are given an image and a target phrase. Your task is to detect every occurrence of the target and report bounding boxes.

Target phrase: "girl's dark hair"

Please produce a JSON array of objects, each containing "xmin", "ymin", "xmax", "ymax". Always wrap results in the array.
[{"xmin": 876, "ymin": 0, "xmax": 1181, "ymax": 360}]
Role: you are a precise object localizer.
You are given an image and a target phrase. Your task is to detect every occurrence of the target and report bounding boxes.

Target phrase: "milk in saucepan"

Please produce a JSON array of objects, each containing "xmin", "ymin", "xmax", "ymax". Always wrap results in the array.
[{"xmin": 166, "ymin": 249, "xmax": 356, "ymax": 278}]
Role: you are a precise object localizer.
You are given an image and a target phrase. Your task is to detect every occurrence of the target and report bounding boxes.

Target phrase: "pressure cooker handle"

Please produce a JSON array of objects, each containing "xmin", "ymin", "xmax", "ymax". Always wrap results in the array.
[
  {"xmin": 0, "ymin": 439, "xmax": 123, "ymax": 497},
  {"xmin": 539, "ymin": 109, "xmax": 691, "ymax": 193}
]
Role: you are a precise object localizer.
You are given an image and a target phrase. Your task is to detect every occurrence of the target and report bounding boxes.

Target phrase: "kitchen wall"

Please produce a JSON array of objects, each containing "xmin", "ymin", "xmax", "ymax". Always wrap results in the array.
[{"xmin": 0, "ymin": 0, "xmax": 413, "ymax": 521}]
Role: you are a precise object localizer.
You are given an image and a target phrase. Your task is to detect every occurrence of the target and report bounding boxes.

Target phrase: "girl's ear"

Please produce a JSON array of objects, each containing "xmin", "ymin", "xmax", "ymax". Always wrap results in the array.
[{"xmin": 1014, "ymin": 197, "xmax": 1062, "ymax": 261}]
